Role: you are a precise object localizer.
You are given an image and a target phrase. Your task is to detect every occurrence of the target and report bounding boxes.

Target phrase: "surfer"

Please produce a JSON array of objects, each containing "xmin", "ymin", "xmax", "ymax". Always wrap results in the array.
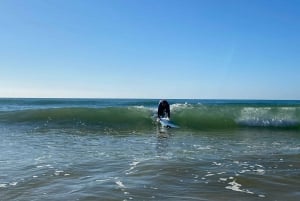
[{"xmin": 157, "ymin": 100, "xmax": 170, "ymax": 120}]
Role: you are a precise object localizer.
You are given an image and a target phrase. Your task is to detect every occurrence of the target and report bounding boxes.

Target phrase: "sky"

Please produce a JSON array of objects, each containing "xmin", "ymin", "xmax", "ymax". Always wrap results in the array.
[{"xmin": 0, "ymin": 0, "xmax": 299, "ymax": 99}]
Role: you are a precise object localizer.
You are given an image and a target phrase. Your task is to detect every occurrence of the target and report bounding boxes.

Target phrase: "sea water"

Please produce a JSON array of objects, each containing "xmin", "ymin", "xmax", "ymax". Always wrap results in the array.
[{"xmin": 0, "ymin": 98, "xmax": 299, "ymax": 201}]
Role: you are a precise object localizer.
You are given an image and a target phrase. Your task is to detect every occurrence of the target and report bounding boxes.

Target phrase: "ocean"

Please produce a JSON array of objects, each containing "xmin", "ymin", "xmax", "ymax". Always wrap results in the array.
[{"xmin": 0, "ymin": 98, "xmax": 299, "ymax": 201}]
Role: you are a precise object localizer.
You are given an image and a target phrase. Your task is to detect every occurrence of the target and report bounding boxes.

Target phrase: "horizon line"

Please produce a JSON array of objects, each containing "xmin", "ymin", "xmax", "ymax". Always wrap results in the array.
[{"xmin": 0, "ymin": 97, "xmax": 299, "ymax": 101}]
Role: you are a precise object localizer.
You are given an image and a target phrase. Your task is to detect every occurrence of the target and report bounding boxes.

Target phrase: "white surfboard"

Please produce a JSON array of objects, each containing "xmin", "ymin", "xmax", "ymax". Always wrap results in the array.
[{"xmin": 159, "ymin": 118, "xmax": 179, "ymax": 128}]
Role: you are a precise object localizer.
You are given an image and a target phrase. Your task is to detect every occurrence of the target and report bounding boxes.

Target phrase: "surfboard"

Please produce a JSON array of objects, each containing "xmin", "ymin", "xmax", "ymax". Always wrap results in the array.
[{"xmin": 159, "ymin": 118, "xmax": 179, "ymax": 128}]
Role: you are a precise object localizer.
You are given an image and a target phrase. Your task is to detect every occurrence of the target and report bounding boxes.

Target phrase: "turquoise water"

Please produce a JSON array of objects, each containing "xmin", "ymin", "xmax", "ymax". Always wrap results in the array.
[{"xmin": 0, "ymin": 99, "xmax": 299, "ymax": 200}]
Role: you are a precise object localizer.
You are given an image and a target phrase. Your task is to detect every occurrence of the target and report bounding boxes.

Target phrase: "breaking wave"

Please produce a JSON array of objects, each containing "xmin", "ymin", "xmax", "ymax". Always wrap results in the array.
[{"xmin": 0, "ymin": 104, "xmax": 299, "ymax": 131}]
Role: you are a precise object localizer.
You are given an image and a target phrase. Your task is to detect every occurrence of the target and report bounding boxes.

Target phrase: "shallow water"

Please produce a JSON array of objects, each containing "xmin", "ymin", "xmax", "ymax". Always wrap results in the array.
[
  {"xmin": 1, "ymin": 126, "xmax": 299, "ymax": 201},
  {"xmin": 0, "ymin": 99, "xmax": 300, "ymax": 200}
]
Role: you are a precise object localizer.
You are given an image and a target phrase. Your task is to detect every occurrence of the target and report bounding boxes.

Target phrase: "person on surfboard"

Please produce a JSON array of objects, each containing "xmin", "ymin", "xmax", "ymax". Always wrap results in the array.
[{"xmin": 157, "ymin": 100, "xmax": 170, "ymax": 120}]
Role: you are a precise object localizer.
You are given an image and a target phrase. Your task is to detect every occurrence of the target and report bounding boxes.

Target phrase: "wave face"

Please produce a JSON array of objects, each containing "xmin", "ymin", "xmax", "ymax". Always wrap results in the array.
[
  {"xmin": 0, "ymin": 107, "xmax": 154, "ymax": 131},
  {"xmin": 171, "ymin": 104, "xmax": 300, "ymax": 130},
  {"xmin": 0, "ymin": 99, "xmax": 300, "ymax": 131}
]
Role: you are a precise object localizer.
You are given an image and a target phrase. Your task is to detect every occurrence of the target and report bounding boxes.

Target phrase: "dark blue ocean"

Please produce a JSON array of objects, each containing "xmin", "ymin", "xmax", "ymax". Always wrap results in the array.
[{"xmin": 0, "ymin": 98, "xmax": 299, "ymax": 200}]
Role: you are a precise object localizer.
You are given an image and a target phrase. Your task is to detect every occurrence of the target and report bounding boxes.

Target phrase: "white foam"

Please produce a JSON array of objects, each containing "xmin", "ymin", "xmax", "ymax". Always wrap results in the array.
[
  {"xmin": 213, "ymin": 162, "xmax": 222, "ymax": 166},
  {"xmin": 132, "ymin": 105, "xmax": 146, "ymax": 109},
  {"xmin": 225, "ymin": 180, "xmax": 254, "ymax": 194},
  {"xmin": 54, "ymin": 170, "xmax": 64, "ymax": 176},
  {"xmin": 10, "ymin": 182, "xmax": 18, "ymax": 186},
  {"xmin": 126, "ymin": 160, "xmax": 141, "ymax": 175},
  {"xmin": 219, "ymin": 178, "xmax": 227, "ymax": 182},
  {"xmin": 170, "ymin": 103, "xmax": 191, "ymax": 111},
  {"xmin": 96, "ymin": 178, "xmax": 110, "ymax": 183},
  {"xmin": 116, "ymin": 181, "xmax": 126, "ymax": 188},
  {"xmin": 239, "ymin": 170, "xmax": 250, "ymax": 174}
]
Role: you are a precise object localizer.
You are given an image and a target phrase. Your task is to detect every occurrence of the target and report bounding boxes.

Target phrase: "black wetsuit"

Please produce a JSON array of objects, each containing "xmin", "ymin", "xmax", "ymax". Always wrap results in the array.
[{"xmin": 157, "ymin": 100, "xmax": 170, "ymax": 118}]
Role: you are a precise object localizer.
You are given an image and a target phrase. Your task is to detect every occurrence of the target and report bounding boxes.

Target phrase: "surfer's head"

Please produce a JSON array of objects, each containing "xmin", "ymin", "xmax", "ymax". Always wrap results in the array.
[{"xmin": 160, "ymin": 100, "xmax": 167, "ymax": 106}]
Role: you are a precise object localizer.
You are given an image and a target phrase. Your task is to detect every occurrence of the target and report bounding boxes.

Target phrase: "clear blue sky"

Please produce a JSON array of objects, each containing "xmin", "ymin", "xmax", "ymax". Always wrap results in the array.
[{"xmin": 0, "ymin": 0, "xmax": 299, "ymax": 99}]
